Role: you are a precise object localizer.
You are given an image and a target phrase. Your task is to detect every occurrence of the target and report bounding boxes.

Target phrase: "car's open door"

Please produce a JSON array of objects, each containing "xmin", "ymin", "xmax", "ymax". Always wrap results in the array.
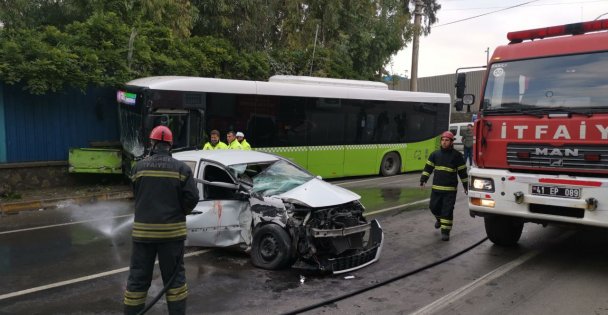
[{"xmin": 185, "ymin": 161, "xmax": 252, "ymax": 247}]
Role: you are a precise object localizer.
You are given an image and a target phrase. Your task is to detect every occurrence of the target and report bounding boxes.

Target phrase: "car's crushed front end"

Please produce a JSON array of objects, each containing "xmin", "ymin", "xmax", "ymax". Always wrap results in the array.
[
  {"xmin": 251, "ymin": 175, "xmax": 384, "ymax": 274},
  {"xmin": 285, "ymin": 200, "xmax": 383, "ymax": 274}
]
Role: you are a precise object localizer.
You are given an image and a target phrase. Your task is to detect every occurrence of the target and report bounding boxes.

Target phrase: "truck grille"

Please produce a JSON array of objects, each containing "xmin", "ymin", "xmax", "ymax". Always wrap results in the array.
[{"xmin": 507, "ymin": 144, "xmax": 608, "ymax": 170}]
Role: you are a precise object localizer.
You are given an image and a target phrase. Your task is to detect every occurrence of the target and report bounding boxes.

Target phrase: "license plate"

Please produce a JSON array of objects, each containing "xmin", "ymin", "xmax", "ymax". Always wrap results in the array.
[{"xmin": 531, "ymin": 185, "xmax": 581, "ymax": 199}]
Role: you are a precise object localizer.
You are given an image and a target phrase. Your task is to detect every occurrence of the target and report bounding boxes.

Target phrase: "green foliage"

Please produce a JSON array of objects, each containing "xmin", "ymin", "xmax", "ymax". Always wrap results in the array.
[{"xmin": 0, "ymin": 0, "xmax": 440, "ymax": 94}]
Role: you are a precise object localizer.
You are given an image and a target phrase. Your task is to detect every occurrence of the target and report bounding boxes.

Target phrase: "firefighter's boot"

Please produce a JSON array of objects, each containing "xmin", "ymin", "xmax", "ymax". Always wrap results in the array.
[
  {"xmin": 434, "ymin": 220, "xmax": 440, "ymax": 229},
  {"xmin": 441, "ymin": 229, "xmax": 450, "ymax": 241}
]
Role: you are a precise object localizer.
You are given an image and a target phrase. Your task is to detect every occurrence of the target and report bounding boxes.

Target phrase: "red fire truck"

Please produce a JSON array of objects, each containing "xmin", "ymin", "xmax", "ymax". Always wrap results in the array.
[{"xmin": 458, "ymin": 19, "xmax": 608, "ymax": 246}]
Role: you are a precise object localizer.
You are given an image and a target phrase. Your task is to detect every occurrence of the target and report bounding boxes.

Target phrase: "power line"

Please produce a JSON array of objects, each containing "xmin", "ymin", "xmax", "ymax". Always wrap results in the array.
[
  {"xmin": 433, "ymin": 0, "xmax": 541, "ymax": 28},
  {"xmin": 443, "ymin": 0, "xmax": 607, "ymax": 11}
]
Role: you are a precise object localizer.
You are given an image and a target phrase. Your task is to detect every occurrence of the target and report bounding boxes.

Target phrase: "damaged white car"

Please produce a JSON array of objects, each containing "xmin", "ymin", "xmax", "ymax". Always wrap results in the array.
[{"xmin": 173, "ymin": 150, "xmax": 383, "ymax": 274}]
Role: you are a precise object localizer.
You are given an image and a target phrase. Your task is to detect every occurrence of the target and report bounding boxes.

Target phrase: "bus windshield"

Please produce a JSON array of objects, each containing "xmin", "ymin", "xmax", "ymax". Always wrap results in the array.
[{"xmin": 483, "ymin": 51, "xmax": 608, "ymax": 111}]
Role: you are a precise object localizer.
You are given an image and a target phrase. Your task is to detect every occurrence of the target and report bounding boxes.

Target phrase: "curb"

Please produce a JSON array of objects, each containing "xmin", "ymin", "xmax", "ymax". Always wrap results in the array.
[{"xmin": 0, "ymin": 190, "xmax": 133, "ymax": 215}]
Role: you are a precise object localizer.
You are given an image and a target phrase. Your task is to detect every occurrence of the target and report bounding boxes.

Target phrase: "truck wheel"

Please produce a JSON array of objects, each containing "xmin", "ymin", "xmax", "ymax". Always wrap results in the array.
[
  {"xmin": 380, "ymin": 152, "xmax": 401, "ymax": 176},
  {"xmin": 251, "ymin": 224, "xmax": 293, "ymax": 270},
  {"xmin": 484, "ymin": 215, "xmax": 524, "ymax": 246}
]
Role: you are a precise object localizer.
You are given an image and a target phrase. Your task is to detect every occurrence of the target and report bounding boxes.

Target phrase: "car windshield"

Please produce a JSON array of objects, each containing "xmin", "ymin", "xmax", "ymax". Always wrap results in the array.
[
  {"xmin": 249, "ymin": 160, "xmax": 314, "ymax": 196},
  {"xmin": 483, "ymin": 51, "xmax": 608, "ymax": 112}
]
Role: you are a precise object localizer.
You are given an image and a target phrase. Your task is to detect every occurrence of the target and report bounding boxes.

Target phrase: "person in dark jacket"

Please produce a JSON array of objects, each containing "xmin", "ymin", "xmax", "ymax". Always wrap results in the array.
[
  {"xmin": 462, "ymin": 124, "xmax": 475, "ymax": 166},
  {"xmin": 123, "ymin": 125, "xmax": 199, "ymax": 315},
  {"xmin": 420, "ymin": 131, "xmax": 468, "ymax": 241}
]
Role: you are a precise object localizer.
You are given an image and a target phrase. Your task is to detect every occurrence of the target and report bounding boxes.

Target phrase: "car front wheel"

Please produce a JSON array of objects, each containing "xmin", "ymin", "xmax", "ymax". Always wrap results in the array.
[{"xmin": 251, "ymin": 224, "xmax": 293, "ymax": 270}]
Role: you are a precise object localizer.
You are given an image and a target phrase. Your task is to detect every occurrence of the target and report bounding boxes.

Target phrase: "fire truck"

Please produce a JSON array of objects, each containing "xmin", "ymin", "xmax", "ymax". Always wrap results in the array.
[{"xmin": 457, "ymin": 19, "xmax": 608, "ymax": 246}]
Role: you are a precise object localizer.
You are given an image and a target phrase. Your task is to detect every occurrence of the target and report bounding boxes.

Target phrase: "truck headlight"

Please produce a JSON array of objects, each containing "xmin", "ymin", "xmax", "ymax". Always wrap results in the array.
[{"xmin": 471, "ymin": 176, "xmax": 494, "ymax": 192}]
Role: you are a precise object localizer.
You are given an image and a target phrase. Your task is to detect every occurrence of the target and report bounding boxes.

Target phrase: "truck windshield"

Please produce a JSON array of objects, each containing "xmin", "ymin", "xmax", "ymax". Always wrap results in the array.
[{"xmin": 483, "ymin": 51, "xmax": 608, "ymax": 111}]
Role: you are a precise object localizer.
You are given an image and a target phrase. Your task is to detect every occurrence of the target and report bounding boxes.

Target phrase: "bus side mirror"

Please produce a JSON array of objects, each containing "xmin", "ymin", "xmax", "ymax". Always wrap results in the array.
[{"xmin": 455, "ymin": 73, "xmax": 466, "ymax": 99}]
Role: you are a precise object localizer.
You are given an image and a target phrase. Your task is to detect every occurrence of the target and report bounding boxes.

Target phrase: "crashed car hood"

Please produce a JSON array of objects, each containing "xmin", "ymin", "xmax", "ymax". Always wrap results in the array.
[{"xmin": 277, "ymin": 178, "xmax": 360, "ymax": 208}]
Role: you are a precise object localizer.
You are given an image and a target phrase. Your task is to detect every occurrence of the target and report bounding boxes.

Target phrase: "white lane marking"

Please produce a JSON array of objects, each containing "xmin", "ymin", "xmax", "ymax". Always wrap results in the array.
[
  {"xmin": 0, "ymin": 214, "xmax": 134, "ymax": 235},
  {"xmin": 364, "ymin": 199, "xmax": 429, "ymax": 217},
  {"xmin": 410, "ymin": 231, "xmax": 575, "ymax": 315},
  {"xmin": 0, "ymin": 249, "xmax": 211, "ymax": 301},
  {"xmin": 409, "ymin": 250, "xmax": 541, "ymax": 315}
]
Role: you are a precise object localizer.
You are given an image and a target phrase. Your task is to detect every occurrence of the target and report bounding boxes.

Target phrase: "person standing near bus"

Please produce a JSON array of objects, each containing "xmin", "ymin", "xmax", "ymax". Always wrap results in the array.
[
  {"xmin": 420, "ymin": 131, "xmax": 468, "ymax": 241},
  {"xmin": 203, "ymin": 130, "xmax": 228, "ymax": 150},
  {"xmin": 226, "ymin": 131, "xmax": 243, "ymax": 150},
  {"xmin": 123, "ymin": 126, "xmax": 199, "ymax": 315},
  {"xmin": 462, "ymin": 124, "xmax": 474, "ymax": 166},
  {"xmin": 235, "ymin": 132, "xmax": 251, "ymax": 150}
]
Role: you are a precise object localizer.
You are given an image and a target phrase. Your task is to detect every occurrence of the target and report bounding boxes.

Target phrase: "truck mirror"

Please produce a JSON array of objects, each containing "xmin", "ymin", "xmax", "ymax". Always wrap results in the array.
[
  {"xmin": 455, "ymin": 73, "xmax": 466, "ymax": 98},
  {"xmin": 463, "ymin": 94, "xmax": 475, "ymax": 105},
  {"xmin": 454, "ymin": 99, "xmax": 464, "ymax": 112}
]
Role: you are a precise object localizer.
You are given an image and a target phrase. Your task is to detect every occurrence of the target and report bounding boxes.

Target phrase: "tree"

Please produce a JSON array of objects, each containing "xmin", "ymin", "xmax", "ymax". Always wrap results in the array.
[{"xmin": 0, "ymin": 0, "xmax": 440, "ymax": 94}]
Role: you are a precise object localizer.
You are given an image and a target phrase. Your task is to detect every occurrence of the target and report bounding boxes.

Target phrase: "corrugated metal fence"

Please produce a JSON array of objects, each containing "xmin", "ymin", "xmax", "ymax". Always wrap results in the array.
[
  {"xmin": 0, "ymin": 84, "xmax": 119, "ymax": 163},
  {"xmin": 391, "ymin": 70, "xmax": 486, "ymax": 114}
]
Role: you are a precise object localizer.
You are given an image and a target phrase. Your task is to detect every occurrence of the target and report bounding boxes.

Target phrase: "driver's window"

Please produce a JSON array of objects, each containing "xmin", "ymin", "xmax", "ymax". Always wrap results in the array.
[{"xmin": 201, "ymin": 164, "xmax": 237, "ymax": 200}]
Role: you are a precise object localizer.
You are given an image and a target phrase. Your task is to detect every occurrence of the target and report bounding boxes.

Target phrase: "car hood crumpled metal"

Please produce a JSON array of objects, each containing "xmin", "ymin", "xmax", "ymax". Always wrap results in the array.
[{"xmin": 277, "ymin": 178, "xmax": 360, "ymax": 208}]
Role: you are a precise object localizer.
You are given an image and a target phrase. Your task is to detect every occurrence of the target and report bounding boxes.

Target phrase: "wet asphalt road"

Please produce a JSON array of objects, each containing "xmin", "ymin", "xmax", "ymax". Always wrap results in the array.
[{"xmin": 2, "ymin": 173, "xmax": 608, "ymax": 314}]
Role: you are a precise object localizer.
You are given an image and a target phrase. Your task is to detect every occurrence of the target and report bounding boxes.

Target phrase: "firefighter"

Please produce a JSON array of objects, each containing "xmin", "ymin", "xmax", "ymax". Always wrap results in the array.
[
  {"xmin": 226, "ymin": 130, "xmax": 243, "ymax": 150},
  {"xmin": 202, "ymin": 129, "xmax": 228, "ymax": 150},
  {"xmin": 235, "ymin": 131, "xmax": 252, "ymax": 150},
  {"xmin": 123, "ymin": 125, "xmax": 199, "ymax": 315},
  {"xmin": 420, "ymin": 131, "xmax": 468, "ymax": 241}
]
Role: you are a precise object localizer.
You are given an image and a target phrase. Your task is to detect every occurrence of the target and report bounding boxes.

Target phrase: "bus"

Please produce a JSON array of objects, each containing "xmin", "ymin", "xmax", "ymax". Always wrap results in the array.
[{"xmin": 114, "ymin": 75, "xmax": 451, "ymax": 178}]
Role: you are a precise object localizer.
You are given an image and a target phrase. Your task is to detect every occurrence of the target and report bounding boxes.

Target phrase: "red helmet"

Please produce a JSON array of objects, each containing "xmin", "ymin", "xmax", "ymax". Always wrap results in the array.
[
  {"xmin": 149, "ymin": 126, "xmax": 173, "ymax": 144},
  {"xmin": 441, "ymin": 131, "xmax": 455, "ymax": 141}
]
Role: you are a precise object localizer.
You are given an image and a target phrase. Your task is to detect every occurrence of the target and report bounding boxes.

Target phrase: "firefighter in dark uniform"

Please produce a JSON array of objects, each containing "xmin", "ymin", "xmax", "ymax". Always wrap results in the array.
[
  {"xmin": 123, "ymin": 125, "xmax": 199, "ymax": 315},
  {"xmin": 420, "ymin": 131, "xmax": 468, "ymax": 241}
]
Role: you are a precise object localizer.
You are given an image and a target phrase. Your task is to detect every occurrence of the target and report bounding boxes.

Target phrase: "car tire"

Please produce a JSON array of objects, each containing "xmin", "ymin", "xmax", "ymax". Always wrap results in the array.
[
  {"xmin": 251, "ymin": 224, "xmax": 293, "ymax": 270},
  {"xmin": 380, "ymin": 152, "xmax": 401, "ymax": 176},
  {"xmin": 484, "ymin": 215, "xmax": 524, "ymax": 246}
]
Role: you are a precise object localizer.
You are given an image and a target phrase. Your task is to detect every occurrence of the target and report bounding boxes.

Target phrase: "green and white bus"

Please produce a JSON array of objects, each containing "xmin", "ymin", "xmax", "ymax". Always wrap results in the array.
[{"xmin": 116, "ymin": 75, "xmax": 450, "ymax": 178}]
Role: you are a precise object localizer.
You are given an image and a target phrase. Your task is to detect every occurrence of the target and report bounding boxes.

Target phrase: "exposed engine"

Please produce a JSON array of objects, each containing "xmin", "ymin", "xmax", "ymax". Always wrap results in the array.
[{"xmin": 287, "ymin": 201, "xmax": 368, "ymax": 263}]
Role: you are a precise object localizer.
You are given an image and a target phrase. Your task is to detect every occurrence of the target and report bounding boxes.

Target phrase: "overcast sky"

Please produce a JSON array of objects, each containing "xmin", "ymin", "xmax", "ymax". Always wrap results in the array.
[{"xmin": 389, "ymin": 0, "xmax": 608, "ymax": 78}]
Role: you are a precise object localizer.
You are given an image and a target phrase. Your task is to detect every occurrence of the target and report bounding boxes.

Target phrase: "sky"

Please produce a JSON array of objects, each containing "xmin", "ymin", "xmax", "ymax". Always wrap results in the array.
[{"xmin": 389, "ymin": 0, "xmax": 608, "ymax": 78}]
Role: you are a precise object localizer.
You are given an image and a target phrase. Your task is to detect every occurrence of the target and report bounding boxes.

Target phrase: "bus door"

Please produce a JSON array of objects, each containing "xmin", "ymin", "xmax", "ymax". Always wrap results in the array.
[{"xmin": 144, "ymin": 109, "xmax": 205, "ymax": 151}]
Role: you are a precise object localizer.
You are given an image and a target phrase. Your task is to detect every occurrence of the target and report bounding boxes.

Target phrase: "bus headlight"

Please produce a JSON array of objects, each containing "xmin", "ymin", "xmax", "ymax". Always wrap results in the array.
[{"xmin": 471, "ymin": 176, "xmax": 495, "ymax": 192}]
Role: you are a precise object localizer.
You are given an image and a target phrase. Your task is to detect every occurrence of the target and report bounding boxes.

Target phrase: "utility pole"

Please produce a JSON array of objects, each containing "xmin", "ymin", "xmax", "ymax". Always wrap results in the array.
[
  {"xmin": 409, "ymin": 0, "xmax": 423, "ymax": 92},
  {"xmin": 485, "ymin": 47, "xmax": 490, "ymax": 65}
]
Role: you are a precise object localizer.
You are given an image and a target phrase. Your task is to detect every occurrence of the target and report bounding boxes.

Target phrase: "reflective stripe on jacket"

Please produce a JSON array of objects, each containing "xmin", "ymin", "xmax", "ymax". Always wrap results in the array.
[
  {"xmin": 131, "ymin": 151, "xmax": 199, "ymax": 242},
  {"xmin": 420, "ymin": 148, "xmax": 468, "ymax": 193}
]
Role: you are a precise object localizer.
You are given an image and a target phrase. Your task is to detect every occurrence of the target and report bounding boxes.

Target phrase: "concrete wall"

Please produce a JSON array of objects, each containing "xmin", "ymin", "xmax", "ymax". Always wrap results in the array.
[{"xmin": 0, "ymin": 161, "xmax": 125, "ymax": 192}]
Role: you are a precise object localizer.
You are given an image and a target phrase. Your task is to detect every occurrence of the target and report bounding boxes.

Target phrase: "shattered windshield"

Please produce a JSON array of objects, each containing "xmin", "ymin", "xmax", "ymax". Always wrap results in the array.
[
  {"xmin": 483, "ymin": 52, "xmax": 608, "ymax": 111},
  {"xmin": 250, "ymin": 160, "xmax": 314, "ymax": 196}
]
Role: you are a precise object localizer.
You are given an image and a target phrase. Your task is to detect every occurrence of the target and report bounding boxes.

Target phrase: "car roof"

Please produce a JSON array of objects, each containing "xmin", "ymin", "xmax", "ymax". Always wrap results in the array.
[{"xmin": 172, "ymin": 150, "xmax": 280, "ymax": 166}]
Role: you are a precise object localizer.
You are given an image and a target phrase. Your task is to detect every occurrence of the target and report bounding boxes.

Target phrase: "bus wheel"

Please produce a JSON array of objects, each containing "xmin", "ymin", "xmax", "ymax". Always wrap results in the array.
[
  {"xmin": 380, "ymin": 152, "xmax": 401, "ymax": 176},
  {"xmin": 484, "ymin": 215, "xmax": 523, "ymax": 246},
  {"xmin": 251, "ymin": 224, "xmax": 293, "ymax": 270}
]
